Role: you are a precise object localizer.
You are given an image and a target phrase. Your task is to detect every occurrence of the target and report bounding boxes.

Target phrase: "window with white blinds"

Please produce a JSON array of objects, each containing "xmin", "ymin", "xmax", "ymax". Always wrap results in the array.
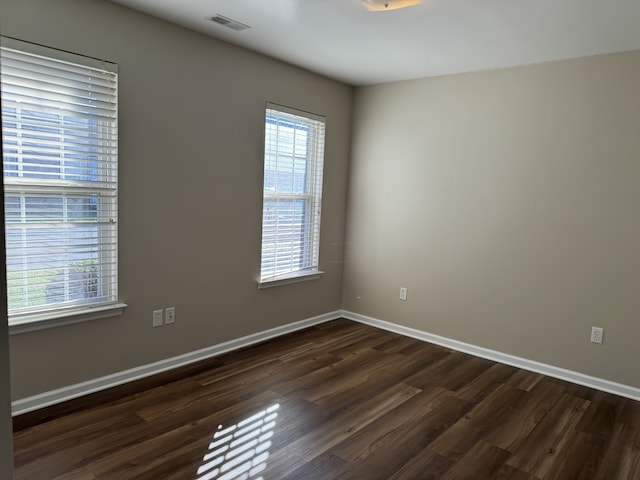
[
  {"xmin": 259, "ymin": 103, "xmax": 325, "ymax": 285},
  {"xmin": 0, "ymin": 37, "xmax": 119, "ymax": 324}
]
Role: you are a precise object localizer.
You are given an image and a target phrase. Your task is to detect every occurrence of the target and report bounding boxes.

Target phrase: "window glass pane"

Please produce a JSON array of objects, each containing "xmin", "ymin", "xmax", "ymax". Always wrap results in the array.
[
  {"xmin": 261, "ymin": 198, "xmax": 309, "ymax": 276},
  {"xmin": 5, "ymin": 217, "xmax": 102, "ymax": 309}
]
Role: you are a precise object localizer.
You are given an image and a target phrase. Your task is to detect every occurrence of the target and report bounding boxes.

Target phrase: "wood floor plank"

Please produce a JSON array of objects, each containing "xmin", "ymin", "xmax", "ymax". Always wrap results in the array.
[
  {"xmin": 594, "ymin": 422, "xmax": 640, "ymax": 480},
  {"xmin": 279, "ymin": 453, "xmax": 351, "ymax": 480},
  {"xmin": 542, "ymin": 430, "xmax": 607, "ymax": 480},
  {"xmin": 293, "ymin": 348, "xmax": 401, "ymax": 404},
  {"xmin": 504, "ymin": 393, "xmax": 591, "ymax": 477},
  {"xmin": 307, "ymin": 349, "xmax": 450, "ymax": 415},
  {"xmin": 428, "ymin": 383, "xmax": 526, "ymax": 461},
  {"xmin": 371, "ymin": 332, "xmax": 426, "ymax": 354},
  {"xmin": 55, "ymin": 473, "xmax": 96, "ymax": 480},
  {"xmin": 282, "ymin": 381, "xmax": 422, "ymax": 462},
  {"xmin": 272, "ymin": 347, "xmax": 386, "ymax": 397},
  {"xmin": 333, "ymin": 386, "xmax": 456, "ymax": 462},
  {"xmin": 387, "ymin": 447, "xmax": 455, "ymax": 480},
  {"xmin": 13, "ymin": 411, "xmax": 147, "ymax": 466},
  {"xmin": 453, "ymin": 362, "xmax": 518, "ymax": 403},
  {"xmin": 575, "ymin": 390, "xmax": 631, "ymax": 438},
  {"xmin": 336, "ymin": 390, "xmax": 472, "ymax": 480},
  {"xmin": 12, "ymin": 319, "xmax": 640, "ymax": 479},
  {"xmin": 506, "ymin": 369, "xmax": 545, "ymax": 392},
  {"xmin": 440, "ymin": 441, "xmax": 511, "ymax": 480},
  {"xmin": 135, "ymin": 360, "xmax": 284, "ymax": 424},
  {"xmin": 489, "ymin": 465, "xmax": 540, "ymax": 480},
  {"xmin": 403, "ymin": 351, "xmax": 468, "ymax": 390},
  {"xmin": 482, "ymin": 378, "xmax": 567, "ymax": 452}
]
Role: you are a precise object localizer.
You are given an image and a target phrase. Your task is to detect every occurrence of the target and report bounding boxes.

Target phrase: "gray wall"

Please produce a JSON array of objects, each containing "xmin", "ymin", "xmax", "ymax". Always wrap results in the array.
[
  {"xmin": 343, "ymin": 50, "xmax": 640, "ymax": 388},
  {"xmin": 4, "ymin": 0, "xmax": 352, "ymax": 399}
]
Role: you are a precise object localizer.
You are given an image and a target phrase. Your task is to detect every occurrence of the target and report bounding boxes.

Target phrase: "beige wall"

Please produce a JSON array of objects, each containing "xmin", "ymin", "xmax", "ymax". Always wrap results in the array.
[
  {"xmin": 4, "ymin": 0, "xmax": 352, "ymax": 399},
  {"xmin": 344, "ymin": 51, "xmax": 640, "ymax": 388}
]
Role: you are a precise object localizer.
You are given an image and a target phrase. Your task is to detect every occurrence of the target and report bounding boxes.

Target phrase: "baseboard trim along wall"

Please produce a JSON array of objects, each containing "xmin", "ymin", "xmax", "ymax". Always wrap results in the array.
[
  {"xmin": 13, "ymin": 308, "xmax": 640, "ymax": 416},
  {"xmin": 11, "ymin": 310, "xmax": 342, "ymax": 416},
  {"xmin": 341, "ymin": 310, "xmax": 640, "ymax": 402}
]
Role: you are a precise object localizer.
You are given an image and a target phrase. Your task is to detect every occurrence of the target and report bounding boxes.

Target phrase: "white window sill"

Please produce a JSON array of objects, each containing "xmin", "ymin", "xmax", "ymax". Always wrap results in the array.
[
  {"xmin": 258, "ymin": 271, "xmax": 324, "ymax": 289},
  {"xmin": 8, "ymin": 303, "xmax": 128, "ymax": 335}
]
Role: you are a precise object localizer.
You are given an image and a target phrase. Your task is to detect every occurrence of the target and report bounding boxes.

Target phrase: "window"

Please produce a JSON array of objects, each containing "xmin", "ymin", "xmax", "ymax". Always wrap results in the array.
[
  {"xmin": 1, "ymin": 37, "xmax": 121, "ymax": 328},
  {"xmin": 259, "ymin": 103, "xmax": 326, "ymax": 286}
]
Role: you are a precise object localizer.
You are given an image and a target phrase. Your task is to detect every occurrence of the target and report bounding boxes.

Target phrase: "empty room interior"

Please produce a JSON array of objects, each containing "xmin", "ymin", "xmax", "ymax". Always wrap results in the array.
[{"xmin": 1, "ymin": 0, "xmax": 640, "ymax": 478}]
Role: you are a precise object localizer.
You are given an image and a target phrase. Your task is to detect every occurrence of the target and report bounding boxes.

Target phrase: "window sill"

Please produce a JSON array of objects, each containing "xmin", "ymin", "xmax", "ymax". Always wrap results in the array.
[
  {"xmin": 258, "ymin": 271, "xmax": 324, "ymax": 289},
  {"xmin": 9, "ymin": 303, "xmax": 128, "ymax": 335}
]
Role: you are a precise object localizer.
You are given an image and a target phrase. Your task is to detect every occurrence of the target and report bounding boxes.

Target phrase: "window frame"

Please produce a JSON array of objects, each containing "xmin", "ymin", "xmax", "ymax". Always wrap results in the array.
[
  {"xmin": 258, "ymin": 103, "xmax": 326, "ymax": 288},
  {"xmin": 1, "ymin": 37, "xmax": 126, "ymax": 333}
]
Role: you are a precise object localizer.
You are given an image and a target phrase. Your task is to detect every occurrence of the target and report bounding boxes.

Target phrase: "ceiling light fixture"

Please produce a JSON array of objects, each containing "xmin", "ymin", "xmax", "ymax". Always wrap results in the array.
[{"xmin": 361, "ymin": 0, "xmax": 422, "ymax": 12}]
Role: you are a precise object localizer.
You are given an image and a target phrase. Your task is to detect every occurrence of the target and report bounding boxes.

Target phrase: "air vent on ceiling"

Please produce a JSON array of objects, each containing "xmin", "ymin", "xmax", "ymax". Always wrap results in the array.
[{"xmin": 206, "ymin": 14, "xmax": 251, "ymax": 32}]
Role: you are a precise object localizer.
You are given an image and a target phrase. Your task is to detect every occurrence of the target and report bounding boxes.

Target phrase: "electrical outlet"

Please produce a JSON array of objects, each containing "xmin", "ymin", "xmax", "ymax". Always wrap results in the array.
[
  {"xmin": 590, "ymin": 326, "xmax": 604, "ymax": 344},
  {"xmin": 152, "ymin": 309, "xmax": 163, "ymax": 328},
  {"xmin": 165, "ymin": 307, "xmax": 175, "ymax": 325},
  {"xmin": 400, "ymin": 287, "xmax": 408, "ymax": 301}
]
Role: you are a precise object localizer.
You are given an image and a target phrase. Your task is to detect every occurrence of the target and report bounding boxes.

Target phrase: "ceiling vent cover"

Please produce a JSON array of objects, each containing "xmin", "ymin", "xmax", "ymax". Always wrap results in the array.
[{"xmin": 206, "ymin": 15, "xmax": 251, "ymax": 32}]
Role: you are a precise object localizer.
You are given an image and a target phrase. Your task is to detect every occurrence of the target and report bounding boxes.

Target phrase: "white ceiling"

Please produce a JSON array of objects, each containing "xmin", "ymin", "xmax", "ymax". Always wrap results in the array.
[{"xmin": 110, "ymin": 0, "xmax": 640, "ymax": 86}]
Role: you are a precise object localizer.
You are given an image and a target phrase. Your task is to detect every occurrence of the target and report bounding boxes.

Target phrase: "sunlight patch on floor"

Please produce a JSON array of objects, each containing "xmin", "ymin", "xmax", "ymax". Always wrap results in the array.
[{"xmin": 196, "ymin": 403, "xmax": 280, "ymax": 480}]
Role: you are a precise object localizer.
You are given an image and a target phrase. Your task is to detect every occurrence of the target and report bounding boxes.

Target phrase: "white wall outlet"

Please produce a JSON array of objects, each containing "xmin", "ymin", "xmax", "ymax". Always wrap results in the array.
[
  {"xmin": 165, "ymin": 307, "xmax": 175, "ymax": 325},
  {"xmin": 152, "ymin": 309, "xmax": 163, "ymax": 328},
  {"xmin": 400, "ymin": 287, "xmax": 408, "ymax": 301},
  {"xmin": 590, "ymin": 326, "xmax": 604, "ymax": 344}
]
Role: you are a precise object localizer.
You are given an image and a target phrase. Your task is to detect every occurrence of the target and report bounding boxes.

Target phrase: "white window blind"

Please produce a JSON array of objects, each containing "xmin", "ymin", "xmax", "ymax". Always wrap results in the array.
[
  {"xmin": 260, "ymin": 103, "xmax": 325, "ymax": 284},
  {"xmin": 1, "ymin": 37, "xmax": 119, "ymax": 323}
]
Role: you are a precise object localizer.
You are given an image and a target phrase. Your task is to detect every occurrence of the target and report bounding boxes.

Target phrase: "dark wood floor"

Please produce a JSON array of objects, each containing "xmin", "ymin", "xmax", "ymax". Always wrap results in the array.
[{"xmin": 12, "ymin": 319, "xmax": 640, "ymax": 479}]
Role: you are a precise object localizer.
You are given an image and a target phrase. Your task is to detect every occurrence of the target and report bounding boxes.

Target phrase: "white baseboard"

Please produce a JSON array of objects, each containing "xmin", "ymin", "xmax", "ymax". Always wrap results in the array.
[
  {"xmin": 14, "ymin": 309, "xmax": 639, "ymax": 416},
  {"xmin": 12, "ymin": 310, "xmax": 342, "ymax": 416},
  {"xmin": 341, "ymin": 310, "xmax": 640, "ymax": 401}
]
